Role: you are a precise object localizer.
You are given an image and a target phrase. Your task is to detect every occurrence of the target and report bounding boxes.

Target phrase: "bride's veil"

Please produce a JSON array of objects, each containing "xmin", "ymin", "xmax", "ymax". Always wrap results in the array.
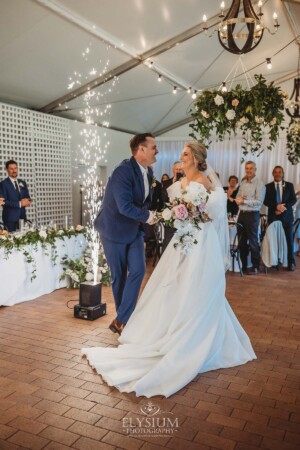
[{"xmin": 206, "ymin": 164, "xmax": 231, "ymax": 271}]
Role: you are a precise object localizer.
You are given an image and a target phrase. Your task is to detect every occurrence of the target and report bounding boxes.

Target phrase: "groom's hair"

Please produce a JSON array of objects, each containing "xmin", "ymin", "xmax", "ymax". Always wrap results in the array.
[{"xmin": 130, "ymin": 133, "xmax": 153, "ymax": 154}]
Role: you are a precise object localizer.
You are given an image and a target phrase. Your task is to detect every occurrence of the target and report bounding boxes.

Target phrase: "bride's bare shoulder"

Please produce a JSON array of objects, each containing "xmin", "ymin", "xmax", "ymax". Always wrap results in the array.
[
  {"xmin": 180, "ymin": 176, "xmax": 188, "ymax": 188},
  {"xmin": 195, "ymin": 173, "xmax": 214, "ymax": 190}
]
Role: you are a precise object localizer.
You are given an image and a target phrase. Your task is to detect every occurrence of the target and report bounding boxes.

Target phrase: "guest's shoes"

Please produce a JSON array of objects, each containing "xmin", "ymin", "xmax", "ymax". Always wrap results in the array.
[
  {"xmin": 288, "ymin": 263, "xmax": 295, "ymax": 272},
  {"xmin": 246, "ymin": 267, "xmax": 259, "ymax": 275},
  {"xmin": 109, "ymin": 319, "xmax": 124, "ymax": 335}
]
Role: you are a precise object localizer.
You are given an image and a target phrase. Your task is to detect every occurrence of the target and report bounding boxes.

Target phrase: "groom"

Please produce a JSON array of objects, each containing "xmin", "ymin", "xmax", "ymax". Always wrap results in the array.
[{"xmin": 95, "ymin": 133, "xmax": 159, "ymax": 334}]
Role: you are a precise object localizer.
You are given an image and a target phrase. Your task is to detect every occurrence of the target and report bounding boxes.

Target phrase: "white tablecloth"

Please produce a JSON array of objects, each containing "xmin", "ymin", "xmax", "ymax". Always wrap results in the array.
[{"xmin": 0, "ymin": 235, "xmax": 87, "ymax": 306}]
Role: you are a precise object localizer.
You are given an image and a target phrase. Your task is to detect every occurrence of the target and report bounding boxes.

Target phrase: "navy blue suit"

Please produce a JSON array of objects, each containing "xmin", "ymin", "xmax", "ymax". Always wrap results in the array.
[
  {"xmin": 0, "ymin": 177, "xmax": 31, "ymax": 232},
  {"xmin": 95, "ymin": 157, "xmax": 153, "ymax": 323},
  {"xmin": 264, "ymin": 181, "xmax": 297, "ymax": 266}
]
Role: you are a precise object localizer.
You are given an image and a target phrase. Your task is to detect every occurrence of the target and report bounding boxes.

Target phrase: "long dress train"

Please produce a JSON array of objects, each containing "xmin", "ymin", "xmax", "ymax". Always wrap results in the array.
[{"xmin": 82, "ymin": 182, "xmax": 256, "ymax": 398}]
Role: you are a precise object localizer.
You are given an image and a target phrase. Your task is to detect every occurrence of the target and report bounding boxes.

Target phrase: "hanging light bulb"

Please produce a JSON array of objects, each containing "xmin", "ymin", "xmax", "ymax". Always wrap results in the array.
[
  {"xmin": 221, "ymin": 82, "xmax": 227, "ymax": 92},
  {"xmin": 266, "ymin": 58, "xmax": 272, "ymax": 69},
  {"xmin": 203, "ymin": 14, "xmax": 208, "ymax": 32},
  {"xmin": 192, "ymin": 90, "xmax": 197, "ymax": 100},
  {"xmin": 220, "ymin": 1, "xmax": 225, "ymax": 18},
  {"xmin": 187, "ymin": 87, "xmax": 192, "ymax": 94},
  {"xmin": 173, "ymin": 86, "xmax": 177, "ymax": 94},
  {"xmin": 273, "ymin": 12, "xmax": 279, "ymax": 29},
  {"xmin": 158, "ymin": 74, "xmax": 162, "ymax": 82}
]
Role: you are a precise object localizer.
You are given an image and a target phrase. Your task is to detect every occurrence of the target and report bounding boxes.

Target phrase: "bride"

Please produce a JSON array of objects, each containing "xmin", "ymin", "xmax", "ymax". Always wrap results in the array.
[{"xmin": 82, "ymin": 141, "xmax": 256, "ymax": 398}]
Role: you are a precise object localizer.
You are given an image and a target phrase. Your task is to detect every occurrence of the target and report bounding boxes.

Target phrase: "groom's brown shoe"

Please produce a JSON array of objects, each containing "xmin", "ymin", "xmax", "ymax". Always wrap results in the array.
[{"xmin": 109, "ymin": 319, "xmax": 124, "ymax": 335}]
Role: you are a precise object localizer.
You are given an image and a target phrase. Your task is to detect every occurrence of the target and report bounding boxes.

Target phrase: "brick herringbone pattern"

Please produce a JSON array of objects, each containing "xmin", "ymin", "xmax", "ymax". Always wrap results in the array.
[{"xmin": 0, "ymin": 260, "xmax": 299, "ymax": 450}]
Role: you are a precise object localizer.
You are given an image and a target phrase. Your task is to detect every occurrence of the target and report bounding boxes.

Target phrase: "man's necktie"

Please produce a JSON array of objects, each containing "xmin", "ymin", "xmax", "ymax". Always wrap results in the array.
[
  {"xmin": 276, "ymin": 183, "xmax": 281, "ymax": 204},
  {"xmin": 143, "ymin": 171, "xmax": 149, "ymax": 201},
  {"xmin": 14, "ymin": 181, "xmax": 21, "ymax": 200}
]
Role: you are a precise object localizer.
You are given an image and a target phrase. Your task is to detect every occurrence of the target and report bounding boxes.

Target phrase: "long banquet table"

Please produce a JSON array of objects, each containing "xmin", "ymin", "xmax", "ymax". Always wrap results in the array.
[{"xmin": 0, "ymin": 234, "xmax": 87, "ymax": 306}]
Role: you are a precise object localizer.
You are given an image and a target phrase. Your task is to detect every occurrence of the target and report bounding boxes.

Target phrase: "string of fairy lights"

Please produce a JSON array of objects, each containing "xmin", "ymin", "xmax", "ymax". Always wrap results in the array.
[{"xmin": 70, "ymin": 43, "xmax": 119, "ymax": 283}]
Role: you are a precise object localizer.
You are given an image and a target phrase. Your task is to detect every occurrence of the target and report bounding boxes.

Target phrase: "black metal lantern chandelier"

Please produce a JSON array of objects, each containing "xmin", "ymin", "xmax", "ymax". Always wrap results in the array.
[
  {"xmin": 203, "ymin": 0, "xmax": 280, "ymax": 55},
  {"xmin": 286, "ymin": 43, "xmax": 300, "ymax": 121}
]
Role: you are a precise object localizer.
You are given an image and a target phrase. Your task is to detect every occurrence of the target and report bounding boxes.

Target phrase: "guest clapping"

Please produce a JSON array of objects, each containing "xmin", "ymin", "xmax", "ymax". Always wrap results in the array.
[{"xmin": 235, "ymin": 162, "xmax": 265, "ymax": 275}]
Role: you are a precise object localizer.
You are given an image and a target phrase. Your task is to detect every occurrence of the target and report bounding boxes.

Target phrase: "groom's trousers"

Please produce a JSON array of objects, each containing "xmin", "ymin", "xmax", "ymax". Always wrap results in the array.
[{"xmin": 101, "ymin": 234, "xmax": 146, "ymax": 324}]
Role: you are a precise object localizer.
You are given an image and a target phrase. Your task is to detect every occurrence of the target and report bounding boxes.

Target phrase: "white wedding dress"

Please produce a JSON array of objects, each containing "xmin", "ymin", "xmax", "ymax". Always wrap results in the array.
[{"xmin": 82, "ymin": 182, "xmax": 256, "ymax": 397}]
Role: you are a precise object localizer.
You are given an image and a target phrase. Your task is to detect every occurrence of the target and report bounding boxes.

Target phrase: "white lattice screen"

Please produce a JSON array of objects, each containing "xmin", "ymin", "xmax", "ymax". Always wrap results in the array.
[{"xmin": 0, "ymin": 102, "xmax": 72, "ymax": 227}]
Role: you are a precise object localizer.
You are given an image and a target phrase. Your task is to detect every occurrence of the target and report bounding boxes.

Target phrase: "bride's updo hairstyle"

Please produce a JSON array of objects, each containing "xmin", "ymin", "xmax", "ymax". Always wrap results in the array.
[{"xmin": 185, "ymin": 141, "xmax": 207, "ymax": 172}]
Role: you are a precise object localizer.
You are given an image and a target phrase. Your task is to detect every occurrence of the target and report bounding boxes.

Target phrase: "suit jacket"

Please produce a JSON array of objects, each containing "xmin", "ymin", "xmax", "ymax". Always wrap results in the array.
[
  {"xmin": 264, "ymin": 181, "xmax": 296, "ymax": 225},
  {"xmin": 150, "ymin": 180, "xmax": 164, "ymax": 212},
  {"xmin": 94, "ymin": 157, "xmax": 154, "ymax": 244},
  {"xmin": 0, "ymin": 177, "xmax": 30, "ymax": 224}
]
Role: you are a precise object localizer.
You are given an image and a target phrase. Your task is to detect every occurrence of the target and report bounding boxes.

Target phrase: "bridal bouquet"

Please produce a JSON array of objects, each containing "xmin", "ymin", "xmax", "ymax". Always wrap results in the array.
[{"xmin": 159, "ymin": 185, "xmax": 211, "ymax": 254}]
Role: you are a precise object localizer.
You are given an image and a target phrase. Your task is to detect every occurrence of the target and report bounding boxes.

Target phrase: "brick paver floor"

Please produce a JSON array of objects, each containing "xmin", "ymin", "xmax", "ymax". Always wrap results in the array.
[{"xmin": 0, "ymin": 259, "xmax": 299, "ymax": 450}]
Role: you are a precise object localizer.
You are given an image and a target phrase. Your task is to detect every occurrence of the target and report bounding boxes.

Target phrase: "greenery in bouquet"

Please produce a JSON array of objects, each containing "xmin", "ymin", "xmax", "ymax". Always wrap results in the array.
[
  {"xmin": 159, "ymin": 185, "xmax": 211, "ymax": 254},
  {"xmin": 189, "ymin": 74, "xmax": 286, "ymax": 161},
  {"xmin": 60, "ymin": 244, "xmax": 111, "ymax": 289}
]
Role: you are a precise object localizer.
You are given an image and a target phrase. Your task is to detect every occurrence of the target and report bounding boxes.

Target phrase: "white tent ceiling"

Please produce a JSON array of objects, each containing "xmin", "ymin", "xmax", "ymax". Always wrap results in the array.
[{"xmin": 0, "ymin": 0, "xmax": 299, "ymax": 136}]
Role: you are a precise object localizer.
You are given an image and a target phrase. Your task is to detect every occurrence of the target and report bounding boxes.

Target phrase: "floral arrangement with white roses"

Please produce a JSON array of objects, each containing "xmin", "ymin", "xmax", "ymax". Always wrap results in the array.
[
  {"xmin": 159, "ymin": 185, "xmax": 211, "ymax": 254},
  {"xmin": 286, "ymin": 120, "xmax": 300, "ymax": 165},
  {"xmin": 60, "ymin": 244, "xmax": 111, "ymax": 289},
  {"xmin": 189, "ymin": 74, "xmax": 293, "ymax": 162}
]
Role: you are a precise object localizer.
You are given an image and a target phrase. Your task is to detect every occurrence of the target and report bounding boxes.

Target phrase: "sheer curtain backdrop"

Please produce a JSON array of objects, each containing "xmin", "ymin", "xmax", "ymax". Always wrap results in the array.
[{"xmin": 155, "ymin": 137, "xmax": 300, "ymax": 187}]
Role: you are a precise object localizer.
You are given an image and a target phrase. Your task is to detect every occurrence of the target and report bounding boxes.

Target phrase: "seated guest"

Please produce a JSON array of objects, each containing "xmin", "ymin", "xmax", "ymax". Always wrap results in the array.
[
  {"xmin": 224, "ymin": 175, "xmax": 239, "ymax": 216},
  {"xmin": 264, "ymin": 166, "xmax": 297, "ymax": 271},
  {"xmin": 161, "ymin": 173, "xmax": 170, "ymax": 183},
  {"xmin": 0, "ymin": 160, "xmax": 31, "ymax": 232}
]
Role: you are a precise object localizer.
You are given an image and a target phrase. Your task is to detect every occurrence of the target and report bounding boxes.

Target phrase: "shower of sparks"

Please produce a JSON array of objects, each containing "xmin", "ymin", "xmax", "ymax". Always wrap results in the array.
[{"xmin": 69, "ymin": 44, "xmax": 118, "ymax": 284}]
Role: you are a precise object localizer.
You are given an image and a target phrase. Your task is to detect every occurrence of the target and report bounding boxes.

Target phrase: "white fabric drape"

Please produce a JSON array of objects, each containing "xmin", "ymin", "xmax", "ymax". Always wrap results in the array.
[{"xmin": 155, "ymin": 137, "xmax": 300, "ymax": 187}]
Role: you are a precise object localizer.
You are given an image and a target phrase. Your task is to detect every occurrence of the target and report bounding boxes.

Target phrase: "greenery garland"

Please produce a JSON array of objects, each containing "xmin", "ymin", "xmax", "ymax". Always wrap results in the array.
[
  {"xmin": 286, "ymin": 120, "xmax": 300, "ymax": 164},
  {"xmin": 189, "ymin": 74, "xmax": 290, "ymax": 162},
  {"xmin": 0, "ymin": 226, "xmax": 88, "ymax": 282}
]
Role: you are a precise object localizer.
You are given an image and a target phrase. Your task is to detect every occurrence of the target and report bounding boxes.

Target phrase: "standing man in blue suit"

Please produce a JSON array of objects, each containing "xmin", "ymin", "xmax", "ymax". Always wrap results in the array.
[
  {"xmin": 95, "ymin": 134, "xmax": 159, "ymax": 334},
  {"xmin": 264, "ymin": 166, "xmax": 297, "ymax": 271},
  {"xmin": 0, "ymin": 160, "xmax": 31, "ymax": 232}
]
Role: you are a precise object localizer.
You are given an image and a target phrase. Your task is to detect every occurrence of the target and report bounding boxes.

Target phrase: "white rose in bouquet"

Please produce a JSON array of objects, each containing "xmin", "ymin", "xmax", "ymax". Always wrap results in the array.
[
  {"xmin": 162, "ymin": 208, "xmax": 172, "ymax": 221},
  {"xmin": 85, "ymin": 272, "xmax": 93, "ymax": 281},
  {"xmin": 75, "ymin": 225, "xmax": 83, "ymax": 231}
]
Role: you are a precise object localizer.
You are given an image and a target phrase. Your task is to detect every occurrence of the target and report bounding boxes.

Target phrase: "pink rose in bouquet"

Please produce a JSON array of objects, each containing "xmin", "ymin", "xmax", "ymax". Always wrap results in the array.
[
  {"xmin": 173, "ymin": 204, "xmax": 188, "ymax": 220},
  {"xmin": 198, "ymin": 201, "xmax": 207, "ymax": 212}
]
